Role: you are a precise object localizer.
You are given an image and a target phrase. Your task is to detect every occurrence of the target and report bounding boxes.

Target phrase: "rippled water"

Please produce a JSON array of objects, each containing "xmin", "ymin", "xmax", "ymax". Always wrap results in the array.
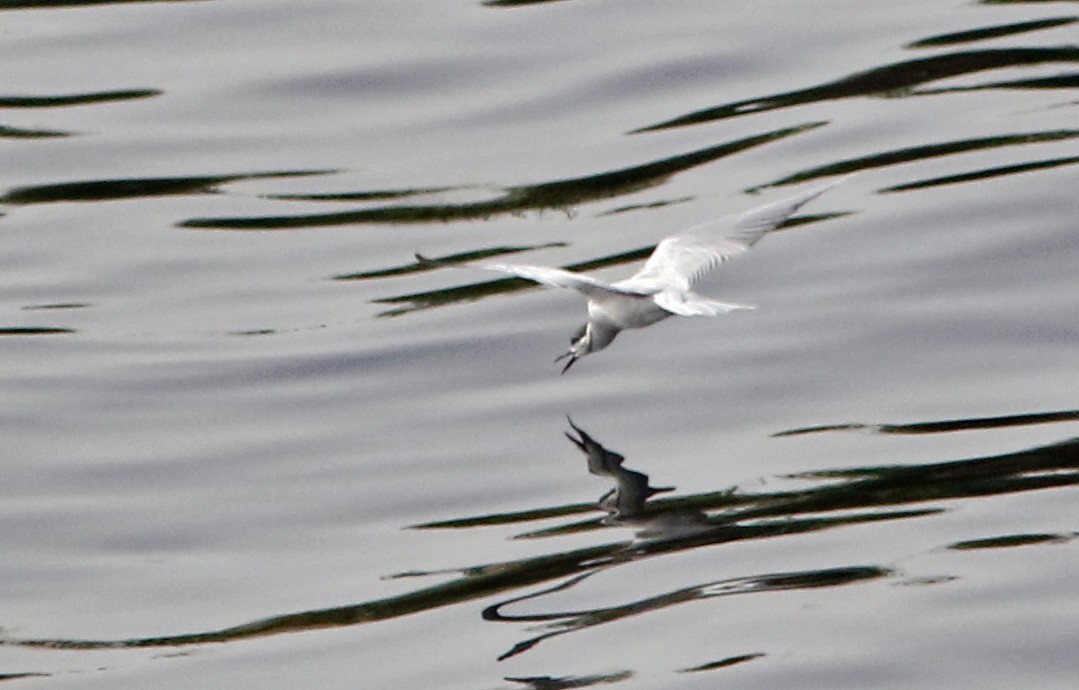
[{"xmin": 2, "ymin": 0, "xmax": 1077, "ymax": 688}]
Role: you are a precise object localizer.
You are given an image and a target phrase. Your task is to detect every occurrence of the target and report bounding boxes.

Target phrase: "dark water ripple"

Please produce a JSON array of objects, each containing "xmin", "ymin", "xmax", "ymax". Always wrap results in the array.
[
  {"xmin": 914, "ymin": 72, "xmax": 1079, "ymax": 96},
  {"xmin": 879, "ymin": 156, "xmax": 1079, "ymax": 192},
  {"xmin": 0, "ymin": 124, "xmax": 67, "ymax": 139},
  {"xmin": 0, "ymin": 0, "xmax": 205, "ymax": 8},
  {"xmin": 774, "ymin": 409, "xmax": 1079, "ymax": 437},
  {"xmin": 502, "ymin": 670, "xmax": 635, "ymax": 689},
  {"xmin": 6, "ymin": 435, "xmax": 1073, "ymax": 656},
  {"xmin": 484, "ymin": 566, "xmax": 891, "ymax": 662},
  {"xmin": 948, "ymin": 533, "xmax": 1075, "ymax": 550},
  {"xmin": 20, "ymin": 302, "xmax": 91, "ymax": 311},
  {"xmin": 482, "ymin": 0, "xmax": 568, "ymax": 7},
  {"xmin": 1, "ymin": 170, "xmax": 330, "ymax": 205},
  {"xmin": 981, "ymin": 0, "xmax": 1079, "ymax": 5},
  {"xmin": 906, "ymin": 17, "xmax": 1077, "ymax": 48},
  {"xmin": 0, "ymin": 89, "xmax": 160, "ymax": 108},
  {"xmin": 0, "ymin": 89, "xmax": 160, "ymax": 139},
  {"xmin": 0, "ymin": 327, "xmax": 76, "ymax": 336},
  {"xmin": 679, "ymin": 653, "xmax": 766, "ymax": 673},
  {"xmin": 177, "ymin": 123, "xmax": 825, "ymax": 229},
  {"xmin": 749, "ymin": 128, "xmax": 1079, "ymax": 189},
  {"xmin": 2, "ymin": 0, "xmax": 1076, "ymax": 686},
  {"xmin": 633, "ymin": 47, "xmax": 1079, "ymax": 133}
]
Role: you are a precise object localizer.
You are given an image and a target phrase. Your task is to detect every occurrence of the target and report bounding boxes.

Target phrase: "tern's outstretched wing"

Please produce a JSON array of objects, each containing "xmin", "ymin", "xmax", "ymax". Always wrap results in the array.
[
  {"xmin": 653, "ymin": 291, "xmax": 755, "ymax": 317},
  {"xmin": 415, "ymin": 254, "xmax": 649, "ymax": 299},
  {"xmin": 617, "ymin": 177, "xmax": 849, "ymax": 293}
]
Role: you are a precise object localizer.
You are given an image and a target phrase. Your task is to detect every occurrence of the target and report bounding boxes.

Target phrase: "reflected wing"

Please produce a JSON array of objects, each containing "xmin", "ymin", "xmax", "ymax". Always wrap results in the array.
[
  {"xmin": 416, "ymin": 254, "xmax": 646, "ymax": 299},
  {"xmin": 618, "ymin": 177, "xmax": 849, "ymax": 293}
]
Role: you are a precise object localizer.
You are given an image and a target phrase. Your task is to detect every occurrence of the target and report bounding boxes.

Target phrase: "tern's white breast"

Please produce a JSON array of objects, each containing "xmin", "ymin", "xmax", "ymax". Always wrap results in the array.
[{"xmin": 588, "ymin": 294, "xmax": 672, "ymax": 330}]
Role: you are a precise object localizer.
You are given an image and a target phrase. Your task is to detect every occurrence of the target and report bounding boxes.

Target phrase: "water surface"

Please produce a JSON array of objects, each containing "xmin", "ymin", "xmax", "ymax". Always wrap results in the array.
[{"xmin": 1, "ymin": 0, "xmax": 1077, "ymax": 688}]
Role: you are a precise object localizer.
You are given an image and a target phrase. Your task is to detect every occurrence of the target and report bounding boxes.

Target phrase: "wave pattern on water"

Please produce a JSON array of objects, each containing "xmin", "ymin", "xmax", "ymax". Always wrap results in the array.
[
  {"xmin": 0, "ymin": 89, "xmax": 160, "ymax": 108},
  {"xmin": 632, "ymin": 47, "xmax": 1079, "ymax": 133},
  {"xmin": 750, "ymin": 128, "xmax": 1079, "ymax": 190},
  {"xmin": 0, "ymin": 88, "xmax": 161, "ymax": 138},
  {"xmin": 906, "ymin": 17, "xmax": 1077, "ymax": 48},
  {"xmin": 2, "ymin": 0, "xmax": 1077, "ymax": 686},
  {"xmin": 773, "ymin": 409, "xmax": 1079, "ymax": 437},
  {"xmin": 1, "ymin": 170, "xmax": 331, "ymax": 205},
  {"xmin": 5, "ymin": 434, "xmax": 1074, "ymax": 661},
  {"xmin": 177, "ymin": 123, "xmax": 825, "ymax": 229},
  {"xmin": 0, "ymin": 0, "xmax": 207, "ymax": 8}
]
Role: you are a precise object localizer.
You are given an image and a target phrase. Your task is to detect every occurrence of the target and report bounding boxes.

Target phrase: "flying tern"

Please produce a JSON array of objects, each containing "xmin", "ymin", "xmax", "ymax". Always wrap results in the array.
[{"xmin": 417, "ymin": 177, "xmax": 848, "ymax": 372}]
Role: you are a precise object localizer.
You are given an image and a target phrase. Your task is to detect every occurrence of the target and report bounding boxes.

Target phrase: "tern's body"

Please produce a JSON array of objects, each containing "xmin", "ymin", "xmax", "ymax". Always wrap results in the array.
[
  {"xmin": 583, "ymin": 292, "xmax": 670, "ymax": 351},
  {"xmin": 418, "ymin": 177, "xmax": 848, "ymax": 371}
]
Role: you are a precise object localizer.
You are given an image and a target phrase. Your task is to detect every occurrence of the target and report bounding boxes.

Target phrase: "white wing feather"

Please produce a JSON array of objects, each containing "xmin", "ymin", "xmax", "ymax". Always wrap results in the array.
[
  {"xmin": 653, "ymin": 291, "xmax": 755, "ymax": 317},
  {"xmin": 423, "ymin": 258, "xmax": 650, "ymax": 298},
  {"xmin": 617, "ymin": 178, "xmax": 847, "ymax": 293}
]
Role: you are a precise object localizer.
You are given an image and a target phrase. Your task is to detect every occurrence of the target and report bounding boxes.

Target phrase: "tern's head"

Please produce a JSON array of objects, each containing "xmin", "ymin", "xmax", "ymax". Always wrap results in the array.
[{"xmin": 555, "ymin": 323, "xmax": 618, "ymax": 374}]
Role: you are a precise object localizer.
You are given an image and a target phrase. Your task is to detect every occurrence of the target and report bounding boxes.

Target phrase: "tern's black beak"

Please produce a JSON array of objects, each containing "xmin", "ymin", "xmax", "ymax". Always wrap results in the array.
[{"xmin": 555, "ymin": 351, "xmax": 578, "ymax": 374}]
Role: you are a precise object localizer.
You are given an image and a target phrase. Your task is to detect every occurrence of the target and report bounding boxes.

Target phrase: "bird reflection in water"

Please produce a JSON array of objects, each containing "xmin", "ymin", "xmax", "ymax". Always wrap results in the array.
[
  {"xmin": 563, "ymin": 418, "xmax": 715, "ymax": 542},
  {"xmin": 564, "ymin": 417, "xmax": 672, "ymax": 519}
]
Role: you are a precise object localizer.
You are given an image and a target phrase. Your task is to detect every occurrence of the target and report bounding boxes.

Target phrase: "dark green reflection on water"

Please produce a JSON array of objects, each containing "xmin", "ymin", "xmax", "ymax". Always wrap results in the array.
[
  {"xmin": 2, "ymin": 170, "xmax": 330, "ymax": 205},
  {"xmin": 502, "ymin": 671, "xmax": 633, "ymax": 689},
  {"xmin": 0, "ymin": 673, "xmax": 51, "ymax": 682},
  {"xmin": 773, "ymin": 408, "xmax": 1079, "ymax": 436},
  {"xmin": 0, "ymin": 124, "xmax": 67, "ymax": 139},
  {"xmin": 597, "ymin": 196, "xmax": 694, "ymax": 217},
  {"xmin": 266, "ymin": 186, "xmax": 457, "ymax": 203},
  {"xmin": 0, "ymin": 88, "xmax": 160, "ymax": 138},
  {"xmin": 20, "ymin": 302, "xmax": 91, "ymax": 311},
  {"xmin": 914, "ymin": 73, "xmax": 1079, "ymax": 95},
  {"xmin": 0, "ymin": 327, "xmax": 75, "ymax": 336},
  {"xmin": 948, "ymin": 532, "xmax": 1075, "ymax": 550},
  {"xmin": 879, "ymin": 156, "xmax": 1079, "ymax": 192},
  {"xmin": 482, "ymin": 0, "xmax": 569, "ymax": 7},
  {"xmin": 749, "ymin": 128, "xmax": 1079, "ymax": 190},
  {"xmin": 906, "ymin": 17, "xmax": 1077, "ymax": 48},
  {"xmin": 178, "ymin": 122, "xmax": 824, "ymax": 229},
  {"xmin": 0, "ymin": 89, "xmax": 160, "ymax": 108},
  {"xmin": 484, "ymin": 565, "xmax": 890, "ymax": 661},
  {"xmin": 633, "ymin": 47, "xmax": 1079, "ymax": 133},
  {"xmin": 6, "ymin": 435, "xmax": 1075, "ymax": 654},
  {"xmin": 1, "ymin": 0, "xmax": 206, "ymax": 8},
  {"xmin": 980, "ymin": 0, "xmax": 1079, "ymax": 5},
  {"xmin": 679, "ymin": 653, "xmax": 766, "ymax": 673}
]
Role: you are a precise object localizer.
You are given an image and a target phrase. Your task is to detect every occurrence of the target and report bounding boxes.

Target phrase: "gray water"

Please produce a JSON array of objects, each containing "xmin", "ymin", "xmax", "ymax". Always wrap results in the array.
[{"xmin": 2, "ymin": 0, "xmax": 1077, "ymax": 688}]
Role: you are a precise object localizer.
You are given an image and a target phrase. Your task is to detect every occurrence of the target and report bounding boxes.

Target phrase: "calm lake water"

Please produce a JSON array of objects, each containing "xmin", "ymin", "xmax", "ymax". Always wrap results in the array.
[{"xmin": 2, "ymin": 0, "xmax": 1077, "ymax": 688}]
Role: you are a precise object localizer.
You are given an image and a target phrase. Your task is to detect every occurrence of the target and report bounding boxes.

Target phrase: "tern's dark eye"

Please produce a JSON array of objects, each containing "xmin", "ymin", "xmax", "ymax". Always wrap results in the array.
[{"xmin": 570, "ymin": 323, "xmax": 587, "ymax": 344}]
